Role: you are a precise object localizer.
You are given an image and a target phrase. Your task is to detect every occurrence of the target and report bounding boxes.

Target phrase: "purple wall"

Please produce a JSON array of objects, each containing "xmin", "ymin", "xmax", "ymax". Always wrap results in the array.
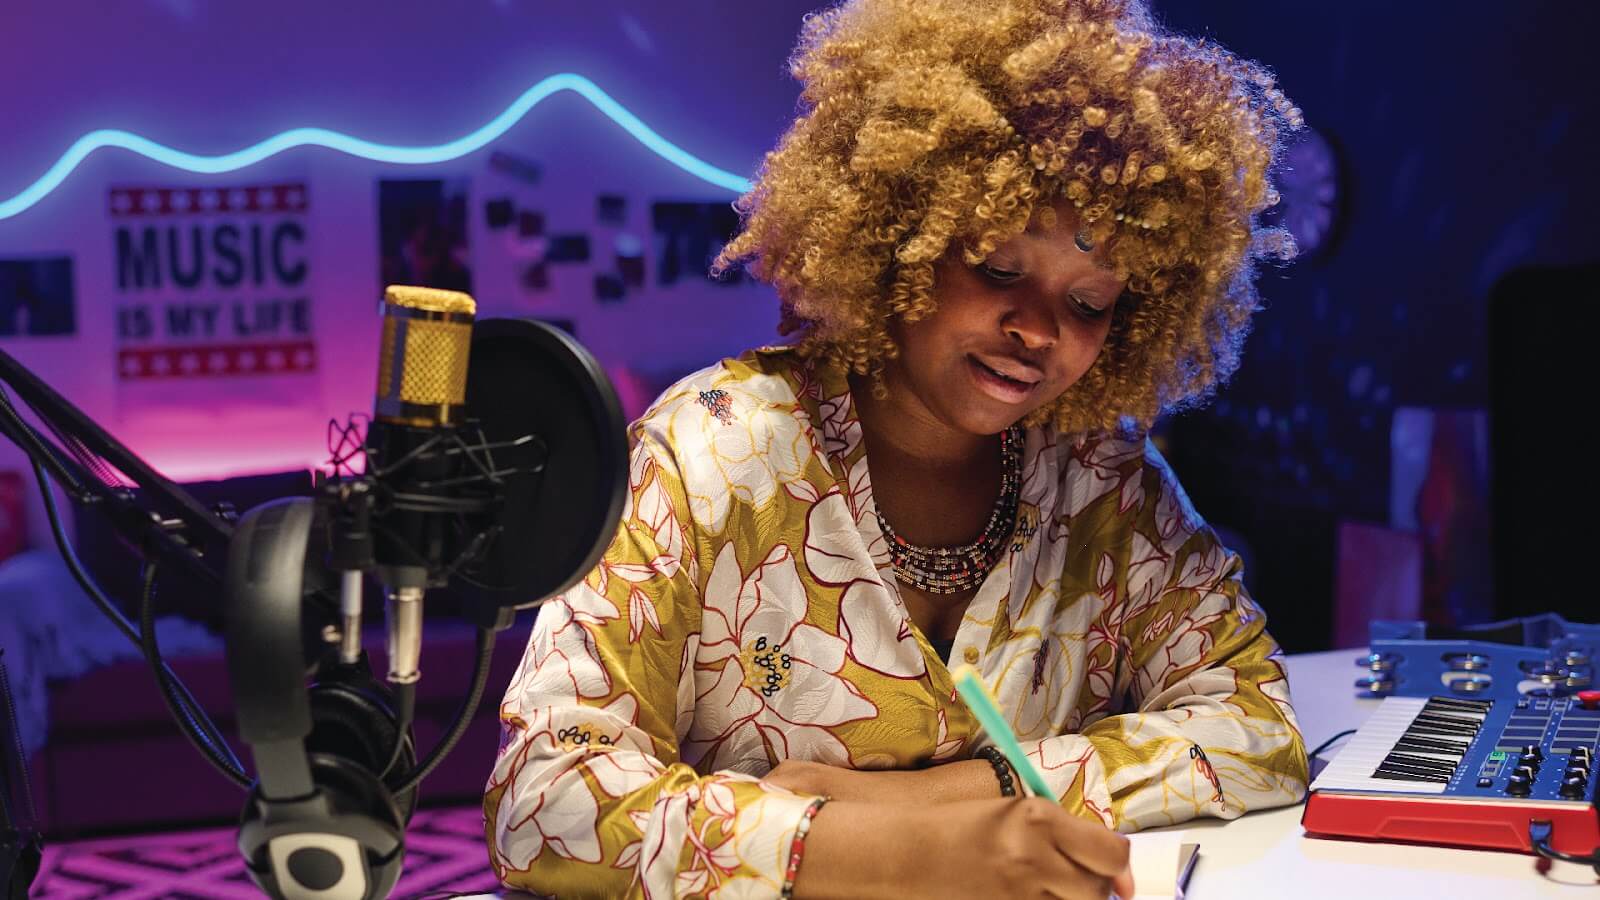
[{"xmin": 0, "ymin": 1, "xmax": 821, "ymax": 492}]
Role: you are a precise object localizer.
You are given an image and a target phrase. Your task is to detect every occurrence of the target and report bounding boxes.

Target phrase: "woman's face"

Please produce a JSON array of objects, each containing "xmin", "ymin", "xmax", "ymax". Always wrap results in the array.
[{"xmin": 887, "ymin": 204, "xmax": 1128, "ymax": 437}]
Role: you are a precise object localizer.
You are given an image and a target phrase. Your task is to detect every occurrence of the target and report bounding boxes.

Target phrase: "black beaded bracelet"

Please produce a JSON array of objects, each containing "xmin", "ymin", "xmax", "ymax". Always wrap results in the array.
[{"xmin": 977, "ymin": 746, "xmax": 1017, "ymax": 797}]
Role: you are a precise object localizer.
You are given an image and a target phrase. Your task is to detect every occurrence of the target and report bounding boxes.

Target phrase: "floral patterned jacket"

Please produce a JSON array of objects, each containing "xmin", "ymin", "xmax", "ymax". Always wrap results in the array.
[{"xmin": 484, "ymin": 346, "xmax": 1309, "ymax": 898}]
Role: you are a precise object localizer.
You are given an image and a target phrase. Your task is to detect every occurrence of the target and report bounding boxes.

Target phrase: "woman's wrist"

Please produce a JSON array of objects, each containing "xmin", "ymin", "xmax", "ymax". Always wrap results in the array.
[
  {"xmin": 781, "ymin": 796, "xmax": 830, "ymax": 899},
  {"xmin": 975, "ymin": 746, "xmax": 1018, "ymax": 797},
  {"xmin": 789, "ymin": 801, "xmax": 929, "ymax": 899}
]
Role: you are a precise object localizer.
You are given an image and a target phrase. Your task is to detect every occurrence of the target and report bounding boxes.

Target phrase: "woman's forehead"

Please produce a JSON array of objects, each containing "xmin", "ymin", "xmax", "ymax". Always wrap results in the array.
[{"xmin": 1003, "ymin": 204, "xmax": 1120, "ymax": 274}]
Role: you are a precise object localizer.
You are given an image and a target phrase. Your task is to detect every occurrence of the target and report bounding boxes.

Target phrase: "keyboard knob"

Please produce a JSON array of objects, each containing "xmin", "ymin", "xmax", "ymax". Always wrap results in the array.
[
  {"xmin": 1566, "ymin": 766, "xmax": 1588, "ymax": 782},
  {"xmin": 1521, "ymin": 744, "xmax": 1544, "ymax": 762},
  {"xmin": 1514, "ymin": 764, "xmax": 1537, "ymax": 782},
  {"xmin": 1507, "ymin": 773, "xmax": 1533, "ymax": 796},
  {"xmin": 1573, "ymin": 746, "xmax": 1593, "ymax": 763},
  {"xmin": 1354, "ymin": 677, "xmax": 1394, "ymax": 696},
  {"xmin": 1561, "ymin": 777, "xmax": 1587, "ymax": 800},
  {"xmin": 1356, "ymin": 653, "xmax": 1395, "ymax": 673}
]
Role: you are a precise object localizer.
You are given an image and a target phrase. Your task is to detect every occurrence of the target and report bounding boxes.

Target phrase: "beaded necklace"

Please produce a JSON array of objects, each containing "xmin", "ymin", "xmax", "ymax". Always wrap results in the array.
[{"xmin": 875, "ymin": 425, "xmax": 1023, "ymax": 595}]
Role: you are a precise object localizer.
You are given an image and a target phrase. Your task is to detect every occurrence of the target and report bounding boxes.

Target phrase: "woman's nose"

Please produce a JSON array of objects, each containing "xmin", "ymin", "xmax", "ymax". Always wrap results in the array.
[{"xmin": 1001, "ymin": 294, "xmax": 1058, "ymax": 351}]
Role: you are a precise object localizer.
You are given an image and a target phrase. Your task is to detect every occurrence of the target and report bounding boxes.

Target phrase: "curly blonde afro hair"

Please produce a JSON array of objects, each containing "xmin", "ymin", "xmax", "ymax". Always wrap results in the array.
[{"xmin": 714, "ymin": 0, "xmax": 1303, "ymax": 434}]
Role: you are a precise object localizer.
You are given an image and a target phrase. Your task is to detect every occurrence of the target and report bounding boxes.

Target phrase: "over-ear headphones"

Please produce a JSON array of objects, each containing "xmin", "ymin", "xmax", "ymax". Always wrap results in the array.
[{"xmin": 225, "ymin": 497, "xmax": 418, "ymax": 900}]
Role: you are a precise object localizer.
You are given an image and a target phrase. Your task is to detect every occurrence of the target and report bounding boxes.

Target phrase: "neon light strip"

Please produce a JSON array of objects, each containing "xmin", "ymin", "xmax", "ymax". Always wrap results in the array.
[{"xmin": 0, "ymin": 73, "xmax": 753, "ymax": 221}]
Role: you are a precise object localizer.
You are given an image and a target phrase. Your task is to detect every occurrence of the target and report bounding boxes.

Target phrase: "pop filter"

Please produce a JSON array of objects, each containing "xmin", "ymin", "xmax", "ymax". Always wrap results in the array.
[{"xmin": 452, "ymin": 318, "xmax": 628, "ymax": 629}]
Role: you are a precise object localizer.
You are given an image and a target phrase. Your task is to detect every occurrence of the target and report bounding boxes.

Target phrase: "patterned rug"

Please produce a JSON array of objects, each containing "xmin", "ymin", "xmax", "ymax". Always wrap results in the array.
[{"xmin": 32, "ymin": 805, "xmax": 504, "ymax": 899}]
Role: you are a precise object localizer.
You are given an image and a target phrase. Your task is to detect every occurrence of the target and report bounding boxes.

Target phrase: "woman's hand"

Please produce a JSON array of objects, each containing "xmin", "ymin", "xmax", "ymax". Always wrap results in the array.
[{"xmin": 923, "ymin": 798, "xmax": 1135, "ymax": 899}]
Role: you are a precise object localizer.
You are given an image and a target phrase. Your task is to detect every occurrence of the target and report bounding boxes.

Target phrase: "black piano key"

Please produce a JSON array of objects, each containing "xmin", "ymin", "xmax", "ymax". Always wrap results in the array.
[
  {"xmin": 1427, "ymin": 701, "xmax": 1497, "ymax": 714},
  {"xmin": 1421, "ymin": 705, "xmax": 1485, "ymax": 719},
  {"xmin": 1373, "ymin": 764, "xmax": 1452, "ymax": 784},
  {"xmin": 1408, "ymin": 716, "xmax": 1480, "ymax": 732},
  {"xmin": 1426, "ymin": 694, "xmax": 1491, "ymax": 707},
  {"xmin": 1406, "ymin": 723, "xmax": 1478, "ymax": 741},
  {"xmin": 1424, "ymin": 698, "xmax": 1493, "ymax": 715},
  {"xmin": 1399, "ymin": 746, "xmax": 1459, "ymax": 761},
  {"xmin": 1424, "ymin": 697, "xmax": 1489, "ymax": 712},
  {"xmin": 1426, "ymin": 693, "xmax": 1491, "ymax": 705},
  {"xmin": 1397, "ymin": 732, "xmax": 1470, "ymax": 750},
  {"xmin": 1379, "ymin": 751, "xmax": 1457, "ymax": 773},
  {"xmin": 1395, "ymin": 730, "xmax": 1465, "ymax": 743},
  {"xmin": 1412, "ymin": 714, "xmax": 1482, "ymax": 732},
  {"xmin": 1394, "ymin": 737, "xmax": 1469, "ymax": 757},
  {"xmin": 1419, "ymin": 705, "xmax": 1486, "ymax": 720},
  {"xmin": 1416, "ymin": 707, "xmax": 1484, "ymax": 723},
  {"xmin": 1382, "ymin": 752, "xmax": 1460, "ymax": 775}
]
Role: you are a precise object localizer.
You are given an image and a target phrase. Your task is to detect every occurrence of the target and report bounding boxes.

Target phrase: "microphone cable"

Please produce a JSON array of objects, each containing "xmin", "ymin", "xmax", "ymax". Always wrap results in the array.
[
  {"xmin": 138, "ymin": 557, "xmax": 251, "ymax": 787},
  {"xmin": 379, "ymin": 682, "xmax": 416, "ymax": 780},
  {"xmin": 394, "ymin": 626, "xmax": 494, "ymax": 795},
  {"xmin": 0, "ymin": 384, "xmax": 248, "ymax": 787}
]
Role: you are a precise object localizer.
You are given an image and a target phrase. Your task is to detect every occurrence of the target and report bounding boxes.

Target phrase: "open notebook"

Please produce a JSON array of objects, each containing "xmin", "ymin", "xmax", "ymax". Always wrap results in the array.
[{"xmin": 1123, "ymin": 830, "xmax": 1200, "ymax": 900}]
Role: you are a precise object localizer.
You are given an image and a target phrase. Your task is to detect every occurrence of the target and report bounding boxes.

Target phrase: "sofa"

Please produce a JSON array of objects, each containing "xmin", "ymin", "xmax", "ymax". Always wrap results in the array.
[{"xmin": 1, "ymin": 467, "xmax": 535, "ymax": 838}]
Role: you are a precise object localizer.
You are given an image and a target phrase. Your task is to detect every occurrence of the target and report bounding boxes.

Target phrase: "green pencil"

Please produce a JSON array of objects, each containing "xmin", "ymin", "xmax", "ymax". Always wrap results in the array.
[{"xmin": 952, "ymin": 665, "xmax": 1055, "ymax": 799}]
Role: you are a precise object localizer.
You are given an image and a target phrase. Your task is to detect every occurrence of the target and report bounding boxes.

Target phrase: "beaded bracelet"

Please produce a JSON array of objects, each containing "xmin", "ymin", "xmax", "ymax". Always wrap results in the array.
[
  {"xmin": 780, "ymin": 796, "xmax": 829, "ymax": 899},
  {"xmin": 977, "ymin": 746, "xmax": 1017, "ymax": 797}
]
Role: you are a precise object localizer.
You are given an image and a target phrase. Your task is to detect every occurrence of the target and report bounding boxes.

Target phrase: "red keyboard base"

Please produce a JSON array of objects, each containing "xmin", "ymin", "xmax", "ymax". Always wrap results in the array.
[{"xmin": 1303, "ymin": 791, "xmax": 1600, "ymax": 857}]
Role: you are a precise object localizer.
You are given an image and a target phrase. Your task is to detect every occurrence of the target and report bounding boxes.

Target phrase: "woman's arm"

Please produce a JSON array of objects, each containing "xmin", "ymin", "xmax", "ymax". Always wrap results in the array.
[
  {"xmin": 1020, "ymin": 441, "xmax": 1309, "ymax": 831},
  {"xmin": 762, "ymin": 757, "xmax": 1008, "ymax": 803},
  {"xmin": 793, "ymin": 798, "xmax": 1135, "ymax": 899}
]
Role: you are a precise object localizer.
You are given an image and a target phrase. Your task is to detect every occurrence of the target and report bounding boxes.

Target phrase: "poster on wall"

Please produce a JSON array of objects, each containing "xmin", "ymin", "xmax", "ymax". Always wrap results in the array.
[
  {"xmin": 108, "ymin": 182, "xmax": 320, "ymax": 419},
  {"xmin": 378, "ymin": 178, "xmax": 472, "ymax": 296},
  {"xmin": 0, "ymin": 257, "xmax": 75, "ymax": 337}
]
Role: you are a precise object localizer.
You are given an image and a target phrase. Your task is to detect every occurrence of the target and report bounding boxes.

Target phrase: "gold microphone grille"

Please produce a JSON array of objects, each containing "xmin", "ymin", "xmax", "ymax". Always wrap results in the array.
[
  {"xmin": 376, "ymin": 285, "xmax": 478, "ymax": 426},
  {"xmin": 398, "ymin": 317, "xmax": 471, "ymax": 405}
]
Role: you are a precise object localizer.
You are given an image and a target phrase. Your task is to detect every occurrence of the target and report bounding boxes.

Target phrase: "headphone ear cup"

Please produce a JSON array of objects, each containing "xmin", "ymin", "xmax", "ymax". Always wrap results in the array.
[{"xmin": 307, "ymin": 677, "xmax": 420, "ymax": 821}]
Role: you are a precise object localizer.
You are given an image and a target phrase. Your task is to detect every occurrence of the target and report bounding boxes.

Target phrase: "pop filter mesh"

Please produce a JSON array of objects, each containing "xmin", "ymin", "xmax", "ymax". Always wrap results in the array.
[{"xmin": 453, "ymin": 319, "xmax": 627, "ymax": 619}]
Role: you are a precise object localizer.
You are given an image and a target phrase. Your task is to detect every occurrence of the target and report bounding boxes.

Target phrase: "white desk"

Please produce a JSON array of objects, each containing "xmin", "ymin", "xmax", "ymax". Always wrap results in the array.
[{"xmin": 1152, "ymin": 649, "xmax": 1599, "ymax": 898}]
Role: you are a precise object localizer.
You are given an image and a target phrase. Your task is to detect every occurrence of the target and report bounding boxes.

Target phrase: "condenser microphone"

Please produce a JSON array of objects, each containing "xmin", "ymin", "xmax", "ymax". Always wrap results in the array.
[{"xmin": 367, "ymin": 285, "xmax": 477, "ymax": 686}]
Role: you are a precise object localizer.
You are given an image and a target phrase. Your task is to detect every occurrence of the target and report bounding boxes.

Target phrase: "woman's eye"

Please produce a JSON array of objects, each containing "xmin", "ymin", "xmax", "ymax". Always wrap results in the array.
[
  {"xmin": 1071, "ymin": 294, "xmax": 1110, "ymax": 320},
  {"xmin": 976, "ymin": 262, "xmax": 1021, "ymax": 283}
]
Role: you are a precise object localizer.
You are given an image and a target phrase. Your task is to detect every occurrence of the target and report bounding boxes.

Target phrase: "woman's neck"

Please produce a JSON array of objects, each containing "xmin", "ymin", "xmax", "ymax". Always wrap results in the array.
[
  {"xmin": 847, "ymin": 370, "xmax": 993, "ymax": 473},
  {"xmin": 847, "ymin": 365, "xmax": 1009, "ymax": 584}
]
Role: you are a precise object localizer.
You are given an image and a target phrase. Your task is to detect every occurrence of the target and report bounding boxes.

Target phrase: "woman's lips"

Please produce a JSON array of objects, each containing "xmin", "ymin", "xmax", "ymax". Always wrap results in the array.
[{"xmin": 967, "ymin": 355, "xmax": 1039, "ymax": 404}]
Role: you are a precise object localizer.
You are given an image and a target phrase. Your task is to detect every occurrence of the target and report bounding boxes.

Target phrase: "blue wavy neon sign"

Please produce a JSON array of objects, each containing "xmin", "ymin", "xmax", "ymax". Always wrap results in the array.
[{"xmin": 0, "ymin": 73, "xmax": 753, "ymax": 221}]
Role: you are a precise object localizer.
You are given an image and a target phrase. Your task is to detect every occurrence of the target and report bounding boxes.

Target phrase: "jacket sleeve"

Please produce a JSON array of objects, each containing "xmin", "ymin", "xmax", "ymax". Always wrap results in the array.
[
  {"xmin": 1023, "ymin": 441, "xmax": 1310, "ymax": 831},
  {"xmin": 485, "ymin": 431, "xmax": 818, "ymax": 898}
]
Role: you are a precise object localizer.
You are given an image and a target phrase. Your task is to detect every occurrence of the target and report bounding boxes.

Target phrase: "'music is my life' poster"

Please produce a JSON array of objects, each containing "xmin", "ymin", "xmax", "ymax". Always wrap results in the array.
[{"xmin": 107, "ymin": 182, "xmax": 323, "ymax": 430}]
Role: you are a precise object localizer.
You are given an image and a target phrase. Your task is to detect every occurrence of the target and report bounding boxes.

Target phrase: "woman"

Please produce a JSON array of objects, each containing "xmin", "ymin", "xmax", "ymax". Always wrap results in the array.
[{"xmin": 486, "ymin": 1, "xmax": 1308, "ymax": 896}]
